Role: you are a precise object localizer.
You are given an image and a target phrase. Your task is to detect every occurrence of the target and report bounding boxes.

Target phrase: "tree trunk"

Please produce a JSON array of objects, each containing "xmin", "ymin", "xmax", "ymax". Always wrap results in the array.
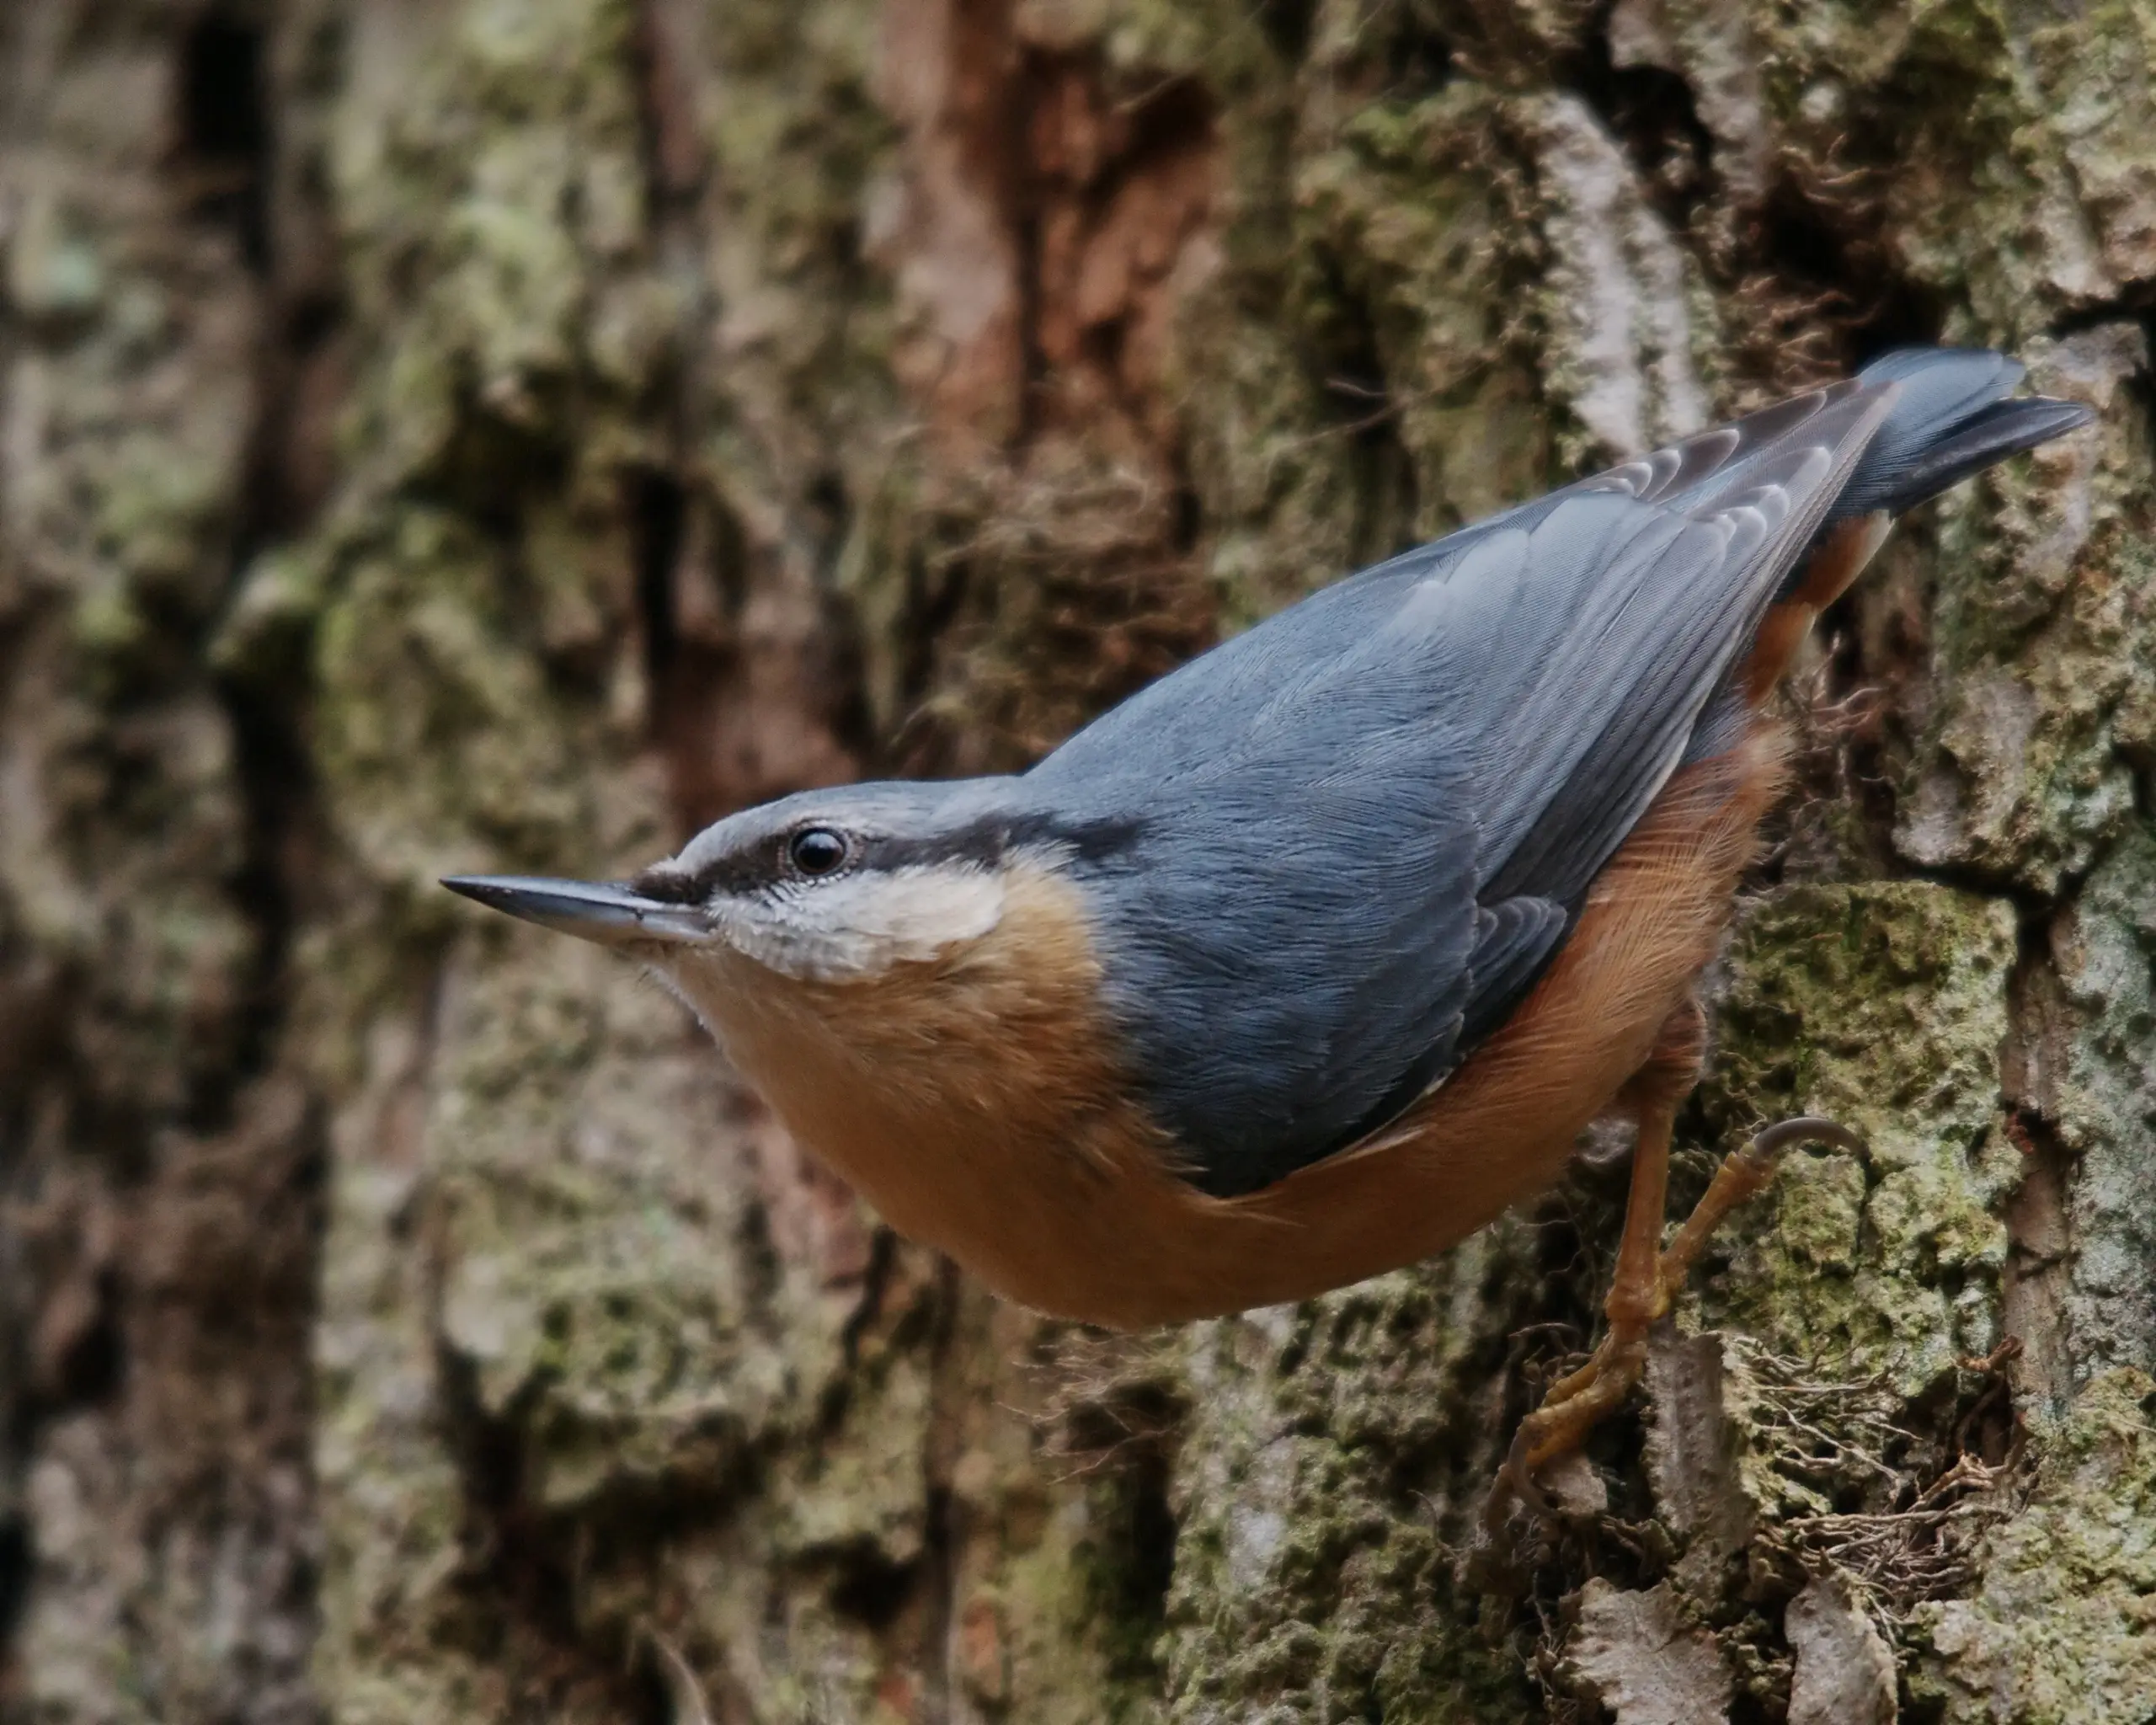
[{"xmin": 3, "ymin": 0, "xmax": 2152, "ymax": 1719}]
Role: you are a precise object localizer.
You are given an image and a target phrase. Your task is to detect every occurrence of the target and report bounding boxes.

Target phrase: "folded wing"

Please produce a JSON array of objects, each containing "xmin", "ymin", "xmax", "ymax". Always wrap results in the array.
[{"xmin": 1023, "ymin": 360, "xmax": 2051, "ymax": 1197}]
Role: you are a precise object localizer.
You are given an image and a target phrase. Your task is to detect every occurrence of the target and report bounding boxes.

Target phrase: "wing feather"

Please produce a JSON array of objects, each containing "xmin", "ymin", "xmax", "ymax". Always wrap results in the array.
[{"xmin": 1026, "ymin": 380, "xmax": 1900, "ymax": 1196}]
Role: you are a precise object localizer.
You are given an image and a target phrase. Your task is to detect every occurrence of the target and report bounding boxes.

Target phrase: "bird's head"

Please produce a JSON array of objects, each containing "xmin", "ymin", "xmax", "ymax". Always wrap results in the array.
[
  {"xmin": 443, "ymin": 771, "xmax": 1154, "ymax": 1203},
  {"xmin": 442, "ymin": 777, "xmax": 1068, "ymax": 991}
]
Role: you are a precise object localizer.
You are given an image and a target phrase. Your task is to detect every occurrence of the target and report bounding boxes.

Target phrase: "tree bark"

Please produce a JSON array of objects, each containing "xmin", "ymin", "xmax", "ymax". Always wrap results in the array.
[{"xmin": 2, "ymin": 0, "xmax": 2153, "ymax": 1720}]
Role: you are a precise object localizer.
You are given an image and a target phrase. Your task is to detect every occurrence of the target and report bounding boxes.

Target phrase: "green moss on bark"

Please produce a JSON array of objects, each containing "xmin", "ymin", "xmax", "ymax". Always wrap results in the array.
[
  {"xmin": 1162, "ymin": 1242, "xmax": 1548, "ymax": 1723},
  {"xmin": 2051, "ymin": 829, "xmax": 2156, "ymax": 1383},
  {"xmin": 1694, "ymin": 883, "xmax": 2019, "ymax": 1396},
  {"xmin": 1917, "ymin": 1370, "xmax": 2156, "ymax": 1723}
]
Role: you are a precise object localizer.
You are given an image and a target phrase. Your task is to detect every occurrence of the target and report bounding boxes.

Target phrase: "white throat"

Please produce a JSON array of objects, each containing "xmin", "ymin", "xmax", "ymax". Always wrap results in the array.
[{"xmin": 700, "ymin": 863, "xmax": 1009, "ymax": 984}]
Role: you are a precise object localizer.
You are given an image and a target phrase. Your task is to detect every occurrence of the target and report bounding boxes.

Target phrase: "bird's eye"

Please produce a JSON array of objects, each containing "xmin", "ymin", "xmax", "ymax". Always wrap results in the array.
[{"xmin": 787, "ymin": 827, "xmax": 851, "ymax": 878}]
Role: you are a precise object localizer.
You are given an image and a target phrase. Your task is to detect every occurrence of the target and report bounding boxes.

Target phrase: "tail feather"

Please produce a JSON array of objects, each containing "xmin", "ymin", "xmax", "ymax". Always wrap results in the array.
[
  {"xmin": 1756, "ymin": 345, "xmax": 2095, "ymax": 647},
  {"xmin": 1835, "ymin": 347, "xmax": 2095, "ymax": 518},
  {"xmin": 1844, "ymin": 396, "xmax": 2095, "ymax": 516}
]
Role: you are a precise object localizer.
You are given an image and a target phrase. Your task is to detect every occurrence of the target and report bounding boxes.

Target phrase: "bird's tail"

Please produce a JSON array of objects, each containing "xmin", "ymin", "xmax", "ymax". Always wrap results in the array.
[
  {"xmin": 1836, "ymin": 347, "xmax": 2093, "ymax": 520},
  {"xmin": 1742, "ymin": 346, "xmax": 2091, "ymax": 694}
]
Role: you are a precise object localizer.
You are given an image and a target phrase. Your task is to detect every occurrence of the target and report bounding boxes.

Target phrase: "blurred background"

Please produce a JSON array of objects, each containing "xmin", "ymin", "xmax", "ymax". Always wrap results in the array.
[{"xmin": 0, "ymin": 0, "xmax": 2151, "ymax": 1720}]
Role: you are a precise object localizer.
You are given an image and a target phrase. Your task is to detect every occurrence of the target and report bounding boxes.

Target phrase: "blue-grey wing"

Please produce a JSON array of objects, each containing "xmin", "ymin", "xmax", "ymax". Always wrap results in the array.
[
  {"xmin": 1034, "ymin": 376, "xmax": 1883, "ymax": 798},
  {"xmin": 1027, "ymin": 382, "xmax": 1898, "ymax": 1197}
]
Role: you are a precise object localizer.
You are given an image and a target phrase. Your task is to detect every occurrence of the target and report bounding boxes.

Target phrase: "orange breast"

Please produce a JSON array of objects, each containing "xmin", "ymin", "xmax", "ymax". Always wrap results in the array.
[{"xmin": 702, "ymin": 723, "xmax": 1790, "ymax": 1330}]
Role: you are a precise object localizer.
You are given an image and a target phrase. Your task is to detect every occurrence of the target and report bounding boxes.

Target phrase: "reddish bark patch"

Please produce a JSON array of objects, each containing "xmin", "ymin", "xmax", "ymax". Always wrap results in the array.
[
  {"xmin": 867, "ymin": 3, "xmax": 1225, "ymax": 770},
  {"xmin": 876, "ymin": 0, "xmax": 1221, "ymax": 464}
]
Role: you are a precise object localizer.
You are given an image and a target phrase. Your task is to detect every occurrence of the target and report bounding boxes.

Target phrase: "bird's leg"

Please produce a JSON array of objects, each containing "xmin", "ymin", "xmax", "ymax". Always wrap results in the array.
[
  {"xmin": 1484, "ymin": 1000, "xmax": 1703, "ymax": 1527},
  {"xmin": 1485, "ymin": 1002, "xmax": 1865, "ymax": 1530},
  {"xmin": 1486, "ymin": 1089, "xmax": 1686, "ymax": 1522}
]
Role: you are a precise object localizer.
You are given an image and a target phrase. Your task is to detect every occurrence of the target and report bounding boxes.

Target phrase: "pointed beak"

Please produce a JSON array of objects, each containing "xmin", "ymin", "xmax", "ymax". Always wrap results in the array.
[{"xmin": 440, "ymin": 875, "xmax": 714, "ymax": 946}]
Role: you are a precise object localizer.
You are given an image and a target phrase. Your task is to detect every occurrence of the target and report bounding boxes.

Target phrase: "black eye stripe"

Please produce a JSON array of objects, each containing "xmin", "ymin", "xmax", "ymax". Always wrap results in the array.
[
  {"xmin": 675, "ymin": 809, "xmax": 1146, "ymax": 897},
  {"xmin": 627, "ymin": 866, "xmax": 702, "ymax": 904},
  {"xmin": 860, "ymin": 813, "xmax": 1146, "ymax": 873}
]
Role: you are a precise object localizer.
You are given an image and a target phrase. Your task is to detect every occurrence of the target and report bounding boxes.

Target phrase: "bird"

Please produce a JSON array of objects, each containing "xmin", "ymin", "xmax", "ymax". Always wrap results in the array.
[{"xmin": 444, "ymin": 347, "xmax": 2091, "ymax": 1503}]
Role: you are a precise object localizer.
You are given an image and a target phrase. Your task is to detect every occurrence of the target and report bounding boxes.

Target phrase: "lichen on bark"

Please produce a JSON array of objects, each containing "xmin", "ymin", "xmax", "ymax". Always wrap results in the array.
[
  {"xmin": 1917, "ymin": 1369, "xmax": 2156, "ymax": 1722},
  {"xmin": 1694, "ymin": 883, "xmax": 2020, "ymax": 1395}
]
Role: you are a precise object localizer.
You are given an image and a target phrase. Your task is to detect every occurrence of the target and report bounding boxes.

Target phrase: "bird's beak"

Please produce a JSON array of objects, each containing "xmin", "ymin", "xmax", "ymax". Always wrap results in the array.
[{"xmin": 440, "ymin": 876, "xmax": 714, "ymax": 946}]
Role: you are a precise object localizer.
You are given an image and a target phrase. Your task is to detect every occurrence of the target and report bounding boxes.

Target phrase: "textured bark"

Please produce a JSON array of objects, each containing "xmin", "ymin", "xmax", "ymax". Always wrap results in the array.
[{"xmin": 1, "ymin": 0, "xmax": 2153, "ymax": 1721}]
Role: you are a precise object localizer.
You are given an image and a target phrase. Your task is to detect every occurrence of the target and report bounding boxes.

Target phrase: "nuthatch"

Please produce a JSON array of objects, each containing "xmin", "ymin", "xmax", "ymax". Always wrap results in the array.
[{"xmin": 447, "ymin": 349, "xmax": 2089, "ymax": 1498}]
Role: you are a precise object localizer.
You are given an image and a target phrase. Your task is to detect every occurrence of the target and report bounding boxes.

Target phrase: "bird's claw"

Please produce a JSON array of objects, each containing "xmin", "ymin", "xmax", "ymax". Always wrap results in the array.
[{"xmin": 1481, "ymin": 1112, "xmax": 1862, "ymax": 1535}]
